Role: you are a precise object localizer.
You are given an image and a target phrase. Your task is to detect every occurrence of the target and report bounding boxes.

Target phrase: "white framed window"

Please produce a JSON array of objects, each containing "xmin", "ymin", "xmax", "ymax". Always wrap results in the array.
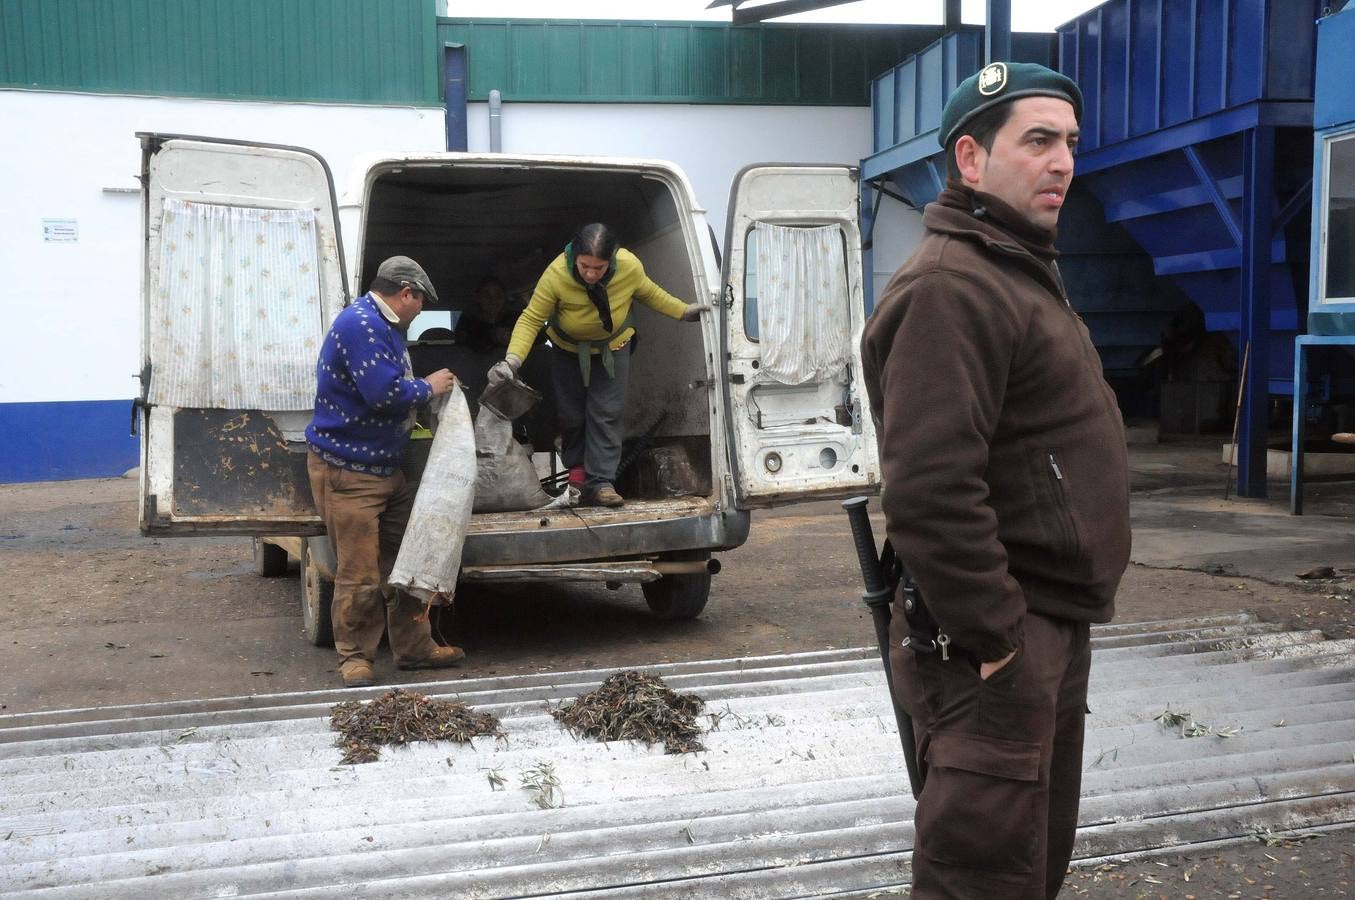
[
  {"xmin": 742, "ymin": 222, "xmax": 851, "ymax": 385},
  {"xmin": 149, "ymin": 198, "xmax": 324, "ymax": 409},
  {"xmin": 1319, "ymin": 131, "xmax": 1355, "ymax": 305}
]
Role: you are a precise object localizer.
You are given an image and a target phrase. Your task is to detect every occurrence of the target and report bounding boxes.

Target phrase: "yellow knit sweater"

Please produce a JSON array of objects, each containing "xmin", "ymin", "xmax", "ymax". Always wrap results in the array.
[{"xmin": 507, "ymin": 248, "xmax": 689, "ymax": 361}]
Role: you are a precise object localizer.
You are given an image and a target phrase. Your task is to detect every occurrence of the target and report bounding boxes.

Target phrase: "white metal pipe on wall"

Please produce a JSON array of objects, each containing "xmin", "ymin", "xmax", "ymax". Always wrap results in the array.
[{"xmin": 488, "ymin": 89, "xmax": 503, "ymax": 152}]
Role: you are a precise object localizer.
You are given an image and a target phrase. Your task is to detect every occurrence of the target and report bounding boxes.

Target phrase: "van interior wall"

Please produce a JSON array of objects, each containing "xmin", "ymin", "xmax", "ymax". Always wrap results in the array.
[
  {"xmin": 362, "ymin": 166, "xmax": 712, "ymax": 498},
  {"xmin": 625, "ymin": 222, "xmax": 708, "ymax": 439}
]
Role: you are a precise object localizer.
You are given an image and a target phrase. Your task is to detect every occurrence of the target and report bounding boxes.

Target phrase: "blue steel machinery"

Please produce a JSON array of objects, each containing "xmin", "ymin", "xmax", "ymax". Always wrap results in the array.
[
  {"xmin": 1291, "ymin": 2, "xmax": 1355, "ymax": 513},
  {"xmin": 862, "ymin": 0, "xmax": 1327, "ymax": 499}
]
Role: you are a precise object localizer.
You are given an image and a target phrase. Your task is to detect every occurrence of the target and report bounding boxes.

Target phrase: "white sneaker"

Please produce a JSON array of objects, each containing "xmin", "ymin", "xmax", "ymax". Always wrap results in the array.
[{"xmin": 541, "ymin": 485, "xmax": 580, "ymax": 509}]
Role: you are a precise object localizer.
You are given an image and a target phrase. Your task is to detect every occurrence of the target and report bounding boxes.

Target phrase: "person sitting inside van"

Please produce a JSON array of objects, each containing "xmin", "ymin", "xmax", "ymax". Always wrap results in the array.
[
  {"xmin": 488, "ymin": 223, "xmax": 709, "ymax": 508},
  {"xmin": 453, "ymin": 277, "xmax": 517, "ymax": 355}
]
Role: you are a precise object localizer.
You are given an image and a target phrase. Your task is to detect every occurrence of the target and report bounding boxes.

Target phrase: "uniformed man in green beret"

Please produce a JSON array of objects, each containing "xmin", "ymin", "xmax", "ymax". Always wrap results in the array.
[{"xmin": 862, "ymin": 62, "xmax": 1131, "ymax": 898}]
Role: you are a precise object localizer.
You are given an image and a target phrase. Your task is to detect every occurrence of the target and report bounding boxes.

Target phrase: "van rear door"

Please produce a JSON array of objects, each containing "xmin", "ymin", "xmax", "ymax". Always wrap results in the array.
[
  {"xmin": 720, "ymin": 164, "xmax": 879, "ymax": 507},
  {"xmin": 136, "ymin": 135, "xmax": 347, "ymax": 535}
]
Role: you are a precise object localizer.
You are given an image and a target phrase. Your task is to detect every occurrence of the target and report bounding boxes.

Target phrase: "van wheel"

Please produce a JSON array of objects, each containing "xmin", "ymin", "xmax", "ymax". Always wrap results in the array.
[
  {"xmin": 253, "ymin": 538, "xmax": 288, "ymax": 577},
  {"xmin": 300, "ymin": 542, "xmax": 335, "ymax": 647},
  {"xmin": 642, "ymin": 550, "xmax": 712, "ymax": 620}
]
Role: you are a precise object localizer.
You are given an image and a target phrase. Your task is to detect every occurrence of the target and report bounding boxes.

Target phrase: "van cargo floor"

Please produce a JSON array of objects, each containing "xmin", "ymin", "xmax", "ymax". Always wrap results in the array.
[
  {"xmin": 1, "ymin": 614, "xmax": 1352, "ymax": 897},
  {"xmin": 469, "ymin": 495, "xmax": 715, "ymax": 531}
]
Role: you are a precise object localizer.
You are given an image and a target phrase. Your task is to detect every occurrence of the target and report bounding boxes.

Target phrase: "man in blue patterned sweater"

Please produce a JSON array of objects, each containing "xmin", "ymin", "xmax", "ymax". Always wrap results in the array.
[{"xmin": 306, "ymin": 256, "xmax": 462, "ymax": 688}]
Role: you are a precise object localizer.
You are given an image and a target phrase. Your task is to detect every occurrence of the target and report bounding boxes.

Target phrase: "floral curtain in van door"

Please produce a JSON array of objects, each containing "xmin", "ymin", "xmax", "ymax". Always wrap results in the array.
[
  {"xmin": 149, "ymin": 198, "xmax": 324, "ymax": 410},
  {"xmin": 753, "ymin": 221, "xmax": 850, "ymax": 385}
]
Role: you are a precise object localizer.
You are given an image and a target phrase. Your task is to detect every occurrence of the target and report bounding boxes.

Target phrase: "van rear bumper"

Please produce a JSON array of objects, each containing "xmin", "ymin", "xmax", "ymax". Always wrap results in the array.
[{"xmin": 461, "ymin": 504, "xmax": 750, "ymax": 567}]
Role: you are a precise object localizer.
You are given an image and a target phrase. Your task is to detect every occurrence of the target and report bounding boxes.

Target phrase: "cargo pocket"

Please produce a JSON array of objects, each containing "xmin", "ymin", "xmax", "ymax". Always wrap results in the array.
[{"xmin": 916, "ymin": 731, "xmax": 1042, "ymax": 875}]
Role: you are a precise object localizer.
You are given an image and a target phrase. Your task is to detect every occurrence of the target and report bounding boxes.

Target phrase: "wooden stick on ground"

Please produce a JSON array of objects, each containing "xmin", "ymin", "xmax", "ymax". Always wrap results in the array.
[{"xmin": 1224, "ymin": 340, "xmax": 1252, "ymax": 501}]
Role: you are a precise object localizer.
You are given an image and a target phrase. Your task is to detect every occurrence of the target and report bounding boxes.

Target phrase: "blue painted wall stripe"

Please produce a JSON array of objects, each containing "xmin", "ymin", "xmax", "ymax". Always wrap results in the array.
[{"xmin": 0, "ymin": 400, "xmax": 139, "ymax": 484}]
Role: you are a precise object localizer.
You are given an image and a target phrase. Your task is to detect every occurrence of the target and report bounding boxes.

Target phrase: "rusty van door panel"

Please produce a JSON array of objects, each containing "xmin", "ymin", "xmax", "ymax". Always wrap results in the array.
[
  {"xmin": 137, "ymin": 134, "xmax": 346, "ymax": 535},
  {"xmin": 719, "ymin": 164, "xmax": 880, "ymax": 508},
  {"xmin": 166, "ymin": 409, "xmax": 317, "ymax": 520}
]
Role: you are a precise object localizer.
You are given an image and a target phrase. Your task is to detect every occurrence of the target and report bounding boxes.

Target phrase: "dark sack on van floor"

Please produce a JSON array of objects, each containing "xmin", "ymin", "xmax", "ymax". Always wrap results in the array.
[{"xmin": 472, "ymin": 403, "xmax": 551, "ymax": 513}]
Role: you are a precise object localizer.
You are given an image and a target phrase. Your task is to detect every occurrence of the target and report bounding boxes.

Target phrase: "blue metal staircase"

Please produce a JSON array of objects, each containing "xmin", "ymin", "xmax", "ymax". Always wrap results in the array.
[{"xmin": 861, "ymin": 1, "xmax": 1323, "ymax": 498}]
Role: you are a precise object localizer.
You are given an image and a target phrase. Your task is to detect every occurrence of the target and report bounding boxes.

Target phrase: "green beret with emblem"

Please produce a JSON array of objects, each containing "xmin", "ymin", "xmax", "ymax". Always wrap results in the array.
[{"xmin": 938, "ymin": 61, "xmax": 1084, "ymax": 148}]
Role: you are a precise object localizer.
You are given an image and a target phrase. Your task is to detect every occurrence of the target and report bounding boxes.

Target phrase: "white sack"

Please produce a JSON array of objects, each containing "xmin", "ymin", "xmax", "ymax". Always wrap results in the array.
[{"xmin": 389, "ymin": 389, "xmax": 476, "ymax": 603}]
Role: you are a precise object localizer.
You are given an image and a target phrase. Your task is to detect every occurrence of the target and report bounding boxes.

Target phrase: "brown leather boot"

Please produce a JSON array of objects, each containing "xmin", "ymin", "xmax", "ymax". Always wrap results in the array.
[
  {"xmin": 588, "ymin": 485, "xmax": 625, "ymax": 508},
  {"xmin": 340, "ymin": 659, "xmax": 376, "ymax": 687},
  {"xmin": 396, "ymin": 645, "xmax": 467, "ymax": 670}
]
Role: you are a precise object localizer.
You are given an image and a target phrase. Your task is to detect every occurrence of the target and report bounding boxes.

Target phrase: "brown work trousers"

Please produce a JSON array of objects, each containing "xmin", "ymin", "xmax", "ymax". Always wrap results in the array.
[
  {"xmin": 890, "ymin": 604, "xmax": 1092, "ymax": 899},
  {"xmin": 306, "ymin": 452, "xmax": 440, "ymax": 671}
]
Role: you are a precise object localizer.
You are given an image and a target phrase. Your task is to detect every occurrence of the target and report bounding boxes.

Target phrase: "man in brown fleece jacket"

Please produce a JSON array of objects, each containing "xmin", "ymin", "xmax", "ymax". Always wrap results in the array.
[{"xmin": 861, "ymin": 62, "xmax": 1131, "ymax": 898}]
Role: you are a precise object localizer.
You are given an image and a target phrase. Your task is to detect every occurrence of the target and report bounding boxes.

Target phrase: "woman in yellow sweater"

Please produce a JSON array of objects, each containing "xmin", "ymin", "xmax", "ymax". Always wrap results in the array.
[{"xmin": 488, "ymin": 224, "xmax": 708, "ymax": 507}]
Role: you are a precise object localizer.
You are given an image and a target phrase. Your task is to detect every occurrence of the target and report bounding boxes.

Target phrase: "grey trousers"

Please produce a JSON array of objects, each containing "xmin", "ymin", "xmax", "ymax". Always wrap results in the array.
[{"xmin": 550, "ymin": 344, "xmax": 630, "ymax": 491}]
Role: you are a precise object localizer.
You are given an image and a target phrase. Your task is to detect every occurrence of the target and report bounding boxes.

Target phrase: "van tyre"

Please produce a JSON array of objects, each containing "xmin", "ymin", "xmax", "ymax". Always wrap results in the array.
[
  {"xmin": 253, "ymin": 538, "xmax": 289, "ymax": 577},
  {"xmin": 300, "ymin": 542, "xmax": 335, "ymax": 647},
  {"xmin": 642, "ymin": 550, "xmax": 712, "ymax": 620}
]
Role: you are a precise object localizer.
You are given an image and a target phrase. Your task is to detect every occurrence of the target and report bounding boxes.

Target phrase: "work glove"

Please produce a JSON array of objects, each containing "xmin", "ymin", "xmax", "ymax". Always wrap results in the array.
[
  {"xmin": 681, "ymin": 303, "xmax": 712, "ymax": 322},
  {"xmin": 487, "ymin": 353, "xmax": 522, "ymax": 386}
]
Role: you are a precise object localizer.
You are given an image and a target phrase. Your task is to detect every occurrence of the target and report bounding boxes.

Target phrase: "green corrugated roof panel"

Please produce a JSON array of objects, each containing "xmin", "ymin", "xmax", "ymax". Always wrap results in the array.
[
  {"xmin": 438, "ymin": 19, "xmax": 944, "ymax": 105},
  {"xmin": 1, "ymin": 0, "xmax": 441, "ymax": 105}
]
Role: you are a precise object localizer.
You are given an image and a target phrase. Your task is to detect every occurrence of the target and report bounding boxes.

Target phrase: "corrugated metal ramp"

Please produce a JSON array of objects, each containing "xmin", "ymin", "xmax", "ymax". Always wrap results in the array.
[{"xmin": 2, "ymin": 614, "xmax": 1353, "ymax": 898}]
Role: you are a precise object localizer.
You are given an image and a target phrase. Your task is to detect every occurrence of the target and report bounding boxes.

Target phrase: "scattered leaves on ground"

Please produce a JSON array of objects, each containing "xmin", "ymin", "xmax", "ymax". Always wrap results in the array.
[
  {"xmin": 330, "ymin": 688, "xmax": 501, "ymax": 764},
  {"xmin": 520, "ymin": 761, "xmax": 563, "ymax": 809},
  {"xmin": 1153, "ymin": 705, "xmax": 1241, "ymax": 739},
  {"xmin": 552, "ymin": 670, "xmax": 706, "ymax": 754}
]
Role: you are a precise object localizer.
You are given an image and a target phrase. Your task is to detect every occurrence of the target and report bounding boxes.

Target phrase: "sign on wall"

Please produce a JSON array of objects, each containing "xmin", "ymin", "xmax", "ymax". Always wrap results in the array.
[{"xmin": 42, "ymin": 218, "xmax": 78, "ymax": 242}]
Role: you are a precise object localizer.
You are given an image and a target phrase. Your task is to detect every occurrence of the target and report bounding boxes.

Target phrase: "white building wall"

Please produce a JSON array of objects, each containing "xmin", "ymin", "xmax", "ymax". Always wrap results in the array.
[
  {"xmin": 869, "ymin": 195, "xmax": 927, "ymax": 309},
  {"xmin": 2, "ymin": 91, "xmax": 873, "ymax": 407},
  {"xmin": 0, "ymin": 89, "xmax": 446, "ymax": 406},
  {"xmin": 464, "ymin": 102, "xmax": 873, "ymax": 238}
]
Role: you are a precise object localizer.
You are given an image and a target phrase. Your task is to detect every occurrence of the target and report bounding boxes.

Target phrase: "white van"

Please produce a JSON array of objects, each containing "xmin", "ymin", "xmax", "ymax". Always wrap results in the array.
[{"xmin": 135, "ymin": 134, "xmax": 879, "ymax": 644}]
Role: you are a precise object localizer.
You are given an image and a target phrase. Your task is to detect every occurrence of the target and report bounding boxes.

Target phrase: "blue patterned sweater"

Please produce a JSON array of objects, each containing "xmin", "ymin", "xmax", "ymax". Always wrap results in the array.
[{"xmin": 305, "ymin": 294, "xmax": 432, "ymax": 474}]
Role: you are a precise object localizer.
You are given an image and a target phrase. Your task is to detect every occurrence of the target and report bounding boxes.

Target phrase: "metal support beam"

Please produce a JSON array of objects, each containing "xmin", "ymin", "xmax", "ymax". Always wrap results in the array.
[
  {"xmin": 1182, "ymin": 145, "xmax": 1243, "ymax": 248},
  {"xmin": 1072, "ymin": 101, "xmax": 1312, "ymax": 176},
  {"xmin": 925, "ymin": 157, "xmax": 947, "ymax": 197},
  {"xmin": 986, "ymin": 0, "xmax": 1011, "ymax": 62},
  {"xmin": 730, "ymin": 0, "xmax": 857, "ymax": 24},
  {"xmin": 1290, "ymin": 334, "xmax": 1355, "ymax": 514},
  {"xmin": 1292, "ymin": 336, "xmax": 1309, "ymax": 514},
  {"xmin": 1238, "ymin": 126, "xmax": 1276, "ymax": 498},
  {"xmin": 1275, "ymin": 176, "xmax": 1314, "ymax": 231},
  {"xmin": 442, "ymin": 45, "xmax": 468, "ymax": 152},
  {"xmin": 945, "ymin": 0, "xmax": 962, "ymax": 30},
  {"xmin": 862, "ymin": 179, "xmax": 878, "ymax": 315}
]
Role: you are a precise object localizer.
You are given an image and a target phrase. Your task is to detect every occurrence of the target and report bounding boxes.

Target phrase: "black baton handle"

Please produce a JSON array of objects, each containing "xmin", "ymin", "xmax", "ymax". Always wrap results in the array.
[{"xmin": 844, "ymin": 497, "xmax": 891, "ymax": 598}]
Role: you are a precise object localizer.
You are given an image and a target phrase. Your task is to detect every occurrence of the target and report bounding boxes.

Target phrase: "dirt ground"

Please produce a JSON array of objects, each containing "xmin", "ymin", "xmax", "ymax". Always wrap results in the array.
[
  {"xmin": 3, "ymin": 478, "xmax": 1351, "ymax": 715},
  {"xmin": 2, "ymin": 453, "xmax": 1353, "ymax": 896}
]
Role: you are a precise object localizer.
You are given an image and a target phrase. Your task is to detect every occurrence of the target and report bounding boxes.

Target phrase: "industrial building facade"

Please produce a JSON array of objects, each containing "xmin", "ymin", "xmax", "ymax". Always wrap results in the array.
[
  {"xmin": 0, "ymin": 0, "xmax": 937, "ymax": 482},
  {"xmin": 2, "ymin": 0, "xmax": 1350, "ymax": 502}
]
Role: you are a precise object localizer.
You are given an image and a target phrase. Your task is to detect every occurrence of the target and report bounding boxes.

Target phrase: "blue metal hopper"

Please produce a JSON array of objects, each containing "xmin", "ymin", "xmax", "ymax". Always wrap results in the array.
[{"xmin": 862, "ymin": 1, "xmax": 1322, "ymax": 498}]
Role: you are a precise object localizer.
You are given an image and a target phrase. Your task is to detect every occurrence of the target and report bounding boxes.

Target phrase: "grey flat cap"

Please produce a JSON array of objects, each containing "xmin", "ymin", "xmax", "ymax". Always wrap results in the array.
[{"xmin": 376, "ymin": 255, "xmax": 439, "ymax": 303}]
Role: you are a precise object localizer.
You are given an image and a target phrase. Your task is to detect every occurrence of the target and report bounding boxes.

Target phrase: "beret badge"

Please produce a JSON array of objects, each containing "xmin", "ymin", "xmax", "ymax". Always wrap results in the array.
[{"xmin": 978, "ymin": 62, "xmax": 1007, "ymax": 96}]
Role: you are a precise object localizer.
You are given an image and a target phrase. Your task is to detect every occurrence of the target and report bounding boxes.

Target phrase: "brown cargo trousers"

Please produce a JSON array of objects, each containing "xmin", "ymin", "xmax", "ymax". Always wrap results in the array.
[
  {"xmin": 307, "ymin": 452, "xmax": 441, "ymax": 672},
  {"xmin": 889, "ymin": 605, "xmax": 1092, "ymax": 899}
]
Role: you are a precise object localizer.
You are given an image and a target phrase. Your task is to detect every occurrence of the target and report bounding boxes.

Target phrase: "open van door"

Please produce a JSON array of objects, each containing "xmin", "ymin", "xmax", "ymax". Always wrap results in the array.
[
  {"xmin": 720, "ymin": 164, "xmax": 880, "ymax": 507},
  {"xmin": 136, "ymin": 135, "xmax": 347, "ymax": 535}
]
